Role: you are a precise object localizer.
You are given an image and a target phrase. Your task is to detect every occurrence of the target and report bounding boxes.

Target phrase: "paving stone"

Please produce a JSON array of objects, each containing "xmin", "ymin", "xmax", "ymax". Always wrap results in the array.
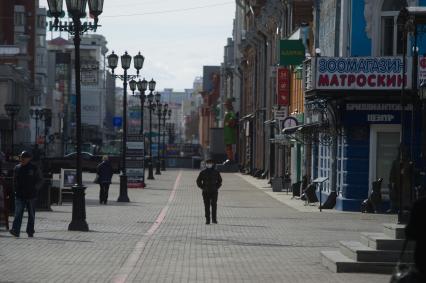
[{"xmin": 0, "ymin": 170, "xmax": 395, "ymax": 282}]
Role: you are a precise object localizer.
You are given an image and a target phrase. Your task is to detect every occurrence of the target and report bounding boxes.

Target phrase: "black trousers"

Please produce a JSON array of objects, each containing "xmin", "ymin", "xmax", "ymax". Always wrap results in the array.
[
  {"xmin": 99, "ymin": 183, "xmax": 110, "ymax": 203},
  {"xmin": 202, "ymin": 190, "xmax": 218, "ymax": 221}
]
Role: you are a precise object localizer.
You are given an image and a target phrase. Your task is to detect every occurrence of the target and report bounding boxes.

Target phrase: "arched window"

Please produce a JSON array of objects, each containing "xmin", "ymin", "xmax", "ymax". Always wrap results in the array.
[{"xmin": 381, "ymin": 0, "xmax": 407, "ymax": 56}]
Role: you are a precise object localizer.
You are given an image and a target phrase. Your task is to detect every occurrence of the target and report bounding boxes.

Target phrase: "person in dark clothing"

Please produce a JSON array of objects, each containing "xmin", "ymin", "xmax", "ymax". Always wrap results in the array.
[
  {"xmin": 196, "ymin": 159, "xmax": 222, "ymax": 224},
  {"xmin": 97, "ymin": 155, "xmax": 113, "ymax": 204},
  {"xmin": 405, "ymin": 197, "xmax": 426, "ymax": 277},
  {"xmin": 9, "ymin": 151, "xmax": 43, "ymax": 238}
]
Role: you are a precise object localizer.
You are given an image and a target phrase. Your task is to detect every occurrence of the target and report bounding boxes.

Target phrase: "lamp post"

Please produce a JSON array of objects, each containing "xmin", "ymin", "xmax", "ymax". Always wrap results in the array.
[
  {"xmin": 130, "ymin": 78, "xmax": 148, "ymax": 188},
  {"xmin": 108, "ymin": 51, "xmax": 144, "ymax": 201},
  {"xmin": 161, "ymin": 107, "xmax": 171, "ymax": 171},
  {"xmin": 154, "ymin": 92, "xmax": 162, "ymax": 175},
  {"xmin": 4, "ymin": 104, "xmax": 21, "ymax": 158},
  {"xmin": 147, "ymin": 79, "xmax": 156, "ymax": 180},
  {"xmin": 41, "ymin": 108, "xmax": 52, "ymax": 156},
  {"xmin": 47, "ymin": 0, "xmax": 104, "ymax": 232},
  {"xmin": 29, "ymin": 108, "xmax": 42, "ymax": 146}
]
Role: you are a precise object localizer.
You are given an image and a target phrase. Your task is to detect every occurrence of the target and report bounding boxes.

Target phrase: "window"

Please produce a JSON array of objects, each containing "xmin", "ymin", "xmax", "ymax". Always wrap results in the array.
[
  {"xmin": 380, "ymin": 0, "xmax": 407, "ymax": 56},
  {"xmin": 14, "ymin": 12, "xmax": 25, "ymax": 26},
  {"xmin": 38, "ymin": 35, "xmax": 46, "ymax": 47},
  {"xmin": 37, "ymin": 15, "xmax": 46, "ymax": 29}
]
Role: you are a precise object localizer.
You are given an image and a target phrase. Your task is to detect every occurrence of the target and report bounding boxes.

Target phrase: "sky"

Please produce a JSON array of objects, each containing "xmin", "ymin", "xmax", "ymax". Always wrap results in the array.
[{"xmin": 39, "ymin": 0, "xmax": 236, "ymax": 91}]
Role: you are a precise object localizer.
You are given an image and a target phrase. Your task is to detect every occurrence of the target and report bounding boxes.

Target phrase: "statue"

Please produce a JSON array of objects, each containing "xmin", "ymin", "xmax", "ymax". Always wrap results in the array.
[{"xmin": 223, "ymin": 98, "xmax": 237, "ymax": 165}]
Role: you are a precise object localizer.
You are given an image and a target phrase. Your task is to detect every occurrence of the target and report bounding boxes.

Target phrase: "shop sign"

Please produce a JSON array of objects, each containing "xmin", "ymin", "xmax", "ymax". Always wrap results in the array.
[
  {"xmin": 274, "ymin": 108, "xmax": 288, "ymax": 120},
  {"xmin": 343, "ymin": 103, "xmax": 412, "ymax": 125},
  {"xmin": 277, "ymin": 67, "xmax": 290, "ymax": 106},
  {"xmin": 418, "ymin": 56, "xmax": 426, "ymax": 86},
  {"xmin": 315, "ymin": 57, "xmax": 412, "ymax": 90},
  {"xmin": 279, "ymin": 40, "xmax": 305, "ymax": 66}
]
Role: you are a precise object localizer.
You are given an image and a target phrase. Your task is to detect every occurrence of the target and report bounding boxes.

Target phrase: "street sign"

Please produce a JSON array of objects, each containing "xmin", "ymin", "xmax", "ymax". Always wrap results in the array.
[{"xmin": 113, "ymin": 117, "xmax": 122, "ymax": 127}]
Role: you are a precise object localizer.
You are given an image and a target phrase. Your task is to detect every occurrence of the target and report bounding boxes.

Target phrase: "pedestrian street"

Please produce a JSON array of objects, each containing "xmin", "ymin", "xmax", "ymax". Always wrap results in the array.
[{"xmin": 0, "ymin": 170, "xmax": 396, "ymax": 283}]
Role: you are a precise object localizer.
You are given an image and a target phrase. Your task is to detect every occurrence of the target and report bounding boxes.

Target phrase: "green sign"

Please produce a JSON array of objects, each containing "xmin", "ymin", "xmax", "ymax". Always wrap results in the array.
[{"xmin": 279, "ymin": 40, "xmax": 305, "ymax": 66}]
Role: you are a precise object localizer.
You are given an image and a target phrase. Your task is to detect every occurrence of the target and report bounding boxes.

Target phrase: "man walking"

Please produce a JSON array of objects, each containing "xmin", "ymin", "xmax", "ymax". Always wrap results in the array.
[
  {"xmin": 96, "ymin": 155, "xmax": 113, "ymax": 204},
  {"xmin": 196, "ymin": 159, "xmax": 222, "ymax": 224},
  {"xmin": 9, "ymin": 151, "xmax": 43, "ymax": 237}
]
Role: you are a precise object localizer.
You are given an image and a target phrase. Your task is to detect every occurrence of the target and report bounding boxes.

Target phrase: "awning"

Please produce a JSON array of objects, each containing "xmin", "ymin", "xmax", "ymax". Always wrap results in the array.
[
  {"xmin": 282, "ymin": 125, "xmax": 303, "ymax": 134},
  {"xmin": 298, "ymin": 122, "xmax": 322, "ymax": 133},
  {"xmin": 282, "ymin": 122, "xmax": 322, "ymax": 134},
  {"xmin": 264, "ymin": 119, "xmax": 276, "ymax": 125},
  {"xmin": 240, "ymin": 113, "xmax": 255, "ymax": 122}
]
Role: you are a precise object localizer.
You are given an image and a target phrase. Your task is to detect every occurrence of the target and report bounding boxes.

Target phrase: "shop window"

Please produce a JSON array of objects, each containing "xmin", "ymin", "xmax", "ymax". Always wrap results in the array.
[
  {"xmin": 317, "ymin": 136, "xmax": 331, "ymax": 192},
  {"xmin": 380, "ymin": 0, "xmax": 406, "ymax": 56}
]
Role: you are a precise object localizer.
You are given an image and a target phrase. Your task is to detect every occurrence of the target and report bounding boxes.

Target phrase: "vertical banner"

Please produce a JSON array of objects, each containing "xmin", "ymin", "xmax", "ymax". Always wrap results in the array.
[
  {"xmin": 126, "ymin": 135, "xmax": 145, "ymax": 188},
  {"xmin": 277, "ymin": 67, "xmax": 290, "ymax": 106}
]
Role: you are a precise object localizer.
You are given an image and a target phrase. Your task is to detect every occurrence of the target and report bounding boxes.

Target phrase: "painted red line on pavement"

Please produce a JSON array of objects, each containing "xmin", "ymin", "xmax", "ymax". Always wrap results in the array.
[{"xmin": 112, "ymin": 171, "xmax": 182, "ymax": 283}]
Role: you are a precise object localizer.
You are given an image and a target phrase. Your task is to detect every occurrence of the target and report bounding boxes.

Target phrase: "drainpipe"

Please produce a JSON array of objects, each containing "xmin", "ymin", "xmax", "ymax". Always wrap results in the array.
[
  {"xmin": 331, "ymin": 0, "xmax": 341, "ymax": 194},
  {"xmin": 315, "ymin": 0, "xmax": 320, "ymax": 49},
  {"xmin": 262, "ymin": 33, "xmax": 268, "ymax": 177}
]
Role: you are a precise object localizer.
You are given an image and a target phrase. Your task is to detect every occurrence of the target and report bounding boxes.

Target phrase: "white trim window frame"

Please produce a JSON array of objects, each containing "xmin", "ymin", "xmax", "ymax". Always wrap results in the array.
[{"xmin": 381, "ymin": 11, "xmax": 403, "ymax": 56}]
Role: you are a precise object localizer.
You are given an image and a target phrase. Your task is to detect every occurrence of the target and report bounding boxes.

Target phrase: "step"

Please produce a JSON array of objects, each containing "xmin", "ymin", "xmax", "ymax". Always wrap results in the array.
[
  {"xmin": 321, "ymin": 251, "xmax": 397, "ymax": 274},
  {"xmin": 383, "ymin": 223, "xmax": 406, "ymax": 239},
  {"xmin": 339, "ymin": 241, "xmax": 413, "ymax": 263},
  {"xmin": 360, "ymin": 232, "xmax": 415, "ymax": 251}
]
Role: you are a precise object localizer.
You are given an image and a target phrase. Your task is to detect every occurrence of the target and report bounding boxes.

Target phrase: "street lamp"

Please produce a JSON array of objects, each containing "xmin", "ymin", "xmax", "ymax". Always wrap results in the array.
[
  {"xmin": 154, "ymin": 92, "xmax": 162, "ymax": 175},
  {"xmin": 47, "ymin": 0, "xmax": 104, "ymax": 232},
  {"xmin": 107, "ymin": 51, "xmax": 144, "ymax": 201},
  {"xmin": 147, "ymin": 79, "xmax": 156, "ymax": 180},
  {"xmin": 4, "ymin": 104, "xmax": 21, "ymax": 158},
  {"xmin": 41, "ymin": 108, "xmax": 52, "ymax": 156},
  {"xmin": 130, "ymin": 78, "xmax": 148, "ymax": 188},
  {"xmin": 29, "ymin": 108, "xmax": 43, "ymax": 159},
  {"xmin": 161, "ymin": 106, "xmax": 171, "ymax": 171}
]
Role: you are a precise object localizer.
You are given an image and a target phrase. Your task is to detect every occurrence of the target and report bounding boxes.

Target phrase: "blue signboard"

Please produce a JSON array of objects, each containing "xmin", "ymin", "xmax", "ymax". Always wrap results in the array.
[
  {"xmin": 343, "ymin": 103, "xmax": 411, "ymax": 125},
  {"xmin": 113, "ymin": 116, "xmax": 122, "ymax": 127}
]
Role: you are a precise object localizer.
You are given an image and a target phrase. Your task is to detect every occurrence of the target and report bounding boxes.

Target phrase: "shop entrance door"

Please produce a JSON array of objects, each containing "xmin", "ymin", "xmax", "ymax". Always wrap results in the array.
[{"xmin": 369, "ymin": 125, "xmax": 401, "ymax": 199}]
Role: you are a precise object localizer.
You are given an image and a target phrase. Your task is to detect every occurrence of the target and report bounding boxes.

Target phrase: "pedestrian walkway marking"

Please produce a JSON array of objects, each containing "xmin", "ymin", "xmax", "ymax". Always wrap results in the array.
[{"xmin": 112, "ymin": 171, "xmax": 182, "ymax": 283}]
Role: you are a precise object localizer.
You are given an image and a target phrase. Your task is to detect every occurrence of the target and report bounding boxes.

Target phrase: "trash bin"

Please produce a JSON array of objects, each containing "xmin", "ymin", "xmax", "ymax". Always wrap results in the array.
[
  {"xmin": 271, "ymin": 177, "xmax": 284, "ymax": 192},
  {"xmin": 36, "ymin": 176, "xmax": 52, "ymax": 211},
  {"xmin": 192, "ymin": 156, "xmax": 201, "ymax": 169}
]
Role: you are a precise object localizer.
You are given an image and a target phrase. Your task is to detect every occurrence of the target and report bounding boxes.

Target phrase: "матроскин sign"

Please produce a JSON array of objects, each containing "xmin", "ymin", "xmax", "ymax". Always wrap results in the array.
[{"xmin": 315, "ymin": 57, "xmax": 412, "ymax": 90}]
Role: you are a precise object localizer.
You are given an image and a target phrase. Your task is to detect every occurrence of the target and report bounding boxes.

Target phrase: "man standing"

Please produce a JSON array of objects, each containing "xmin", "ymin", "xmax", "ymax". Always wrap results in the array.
[
  {"xmin": 196, "ymin": 159, "xmax": 222, "ymax": 224},
  {"xmin": 9, "ymin": 151, "xmax": 43, "ymax": 237},
  {"xmin": 96, "ymin": 155, "xmax": 113, "ymax": 204}
]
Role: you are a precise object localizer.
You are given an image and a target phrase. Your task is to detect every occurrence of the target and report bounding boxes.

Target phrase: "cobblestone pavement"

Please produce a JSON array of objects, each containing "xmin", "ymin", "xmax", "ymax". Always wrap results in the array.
[{"xmin": 0, "ymin": 170, "xmax": 396, "ymax": 283}]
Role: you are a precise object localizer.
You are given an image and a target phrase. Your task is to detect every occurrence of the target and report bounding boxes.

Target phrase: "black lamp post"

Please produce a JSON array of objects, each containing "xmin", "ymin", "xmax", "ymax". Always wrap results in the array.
[
  {"xmin": 29, "ymin": 108, "xmax": 42, "ymax": 146},
  {"xmin": 147, "ymin": 79, "xmax": 156, "ymax": 180},
  {"xmin": 4, "ymin": 104, "xmax": 21, "ymax": 158},
  {"xmin": 161, "ymin": 107, "xmax": 171, "ymax": 171},
  {"xmin": 107, "ymin": 51, "xmax": 144, "ymax": 201},
  {"xmin": 154, "ymin": 92, "xmax": 162, "ymax": 175},
  {"xmin": 41, "ymin": 109, "xmax": 52, "ymax": 156},
  {"xmin": 47, "ymin": 0, "xmax": 104, "ymax": 232},
  {"xmin": 130, "ymin": 78, "xmax": 148, "ymax": 188}
]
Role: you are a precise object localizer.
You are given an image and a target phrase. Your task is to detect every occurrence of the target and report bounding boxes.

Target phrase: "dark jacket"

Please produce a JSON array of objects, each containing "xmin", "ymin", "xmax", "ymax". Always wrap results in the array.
[
  {"xmin": 196, "ymin": 168, "xmax": 222, "ymax": 192},
  {"xmin": 97, "ymin": 161, "xmax": 113, "ymax": 184},
  {"xmin": 13, "ymin": 162, "xmax": 43, "ymax": 199},
  {"xmin": 405, "ymin": 197, "xmax": 426, "ymax": 275}
]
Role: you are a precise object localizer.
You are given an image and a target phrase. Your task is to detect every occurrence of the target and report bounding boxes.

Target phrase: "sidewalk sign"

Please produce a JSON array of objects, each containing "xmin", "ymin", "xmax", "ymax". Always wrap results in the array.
[{"xmin": 127, "ymin": 135, "xmax": 145, "ymax": 188}]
